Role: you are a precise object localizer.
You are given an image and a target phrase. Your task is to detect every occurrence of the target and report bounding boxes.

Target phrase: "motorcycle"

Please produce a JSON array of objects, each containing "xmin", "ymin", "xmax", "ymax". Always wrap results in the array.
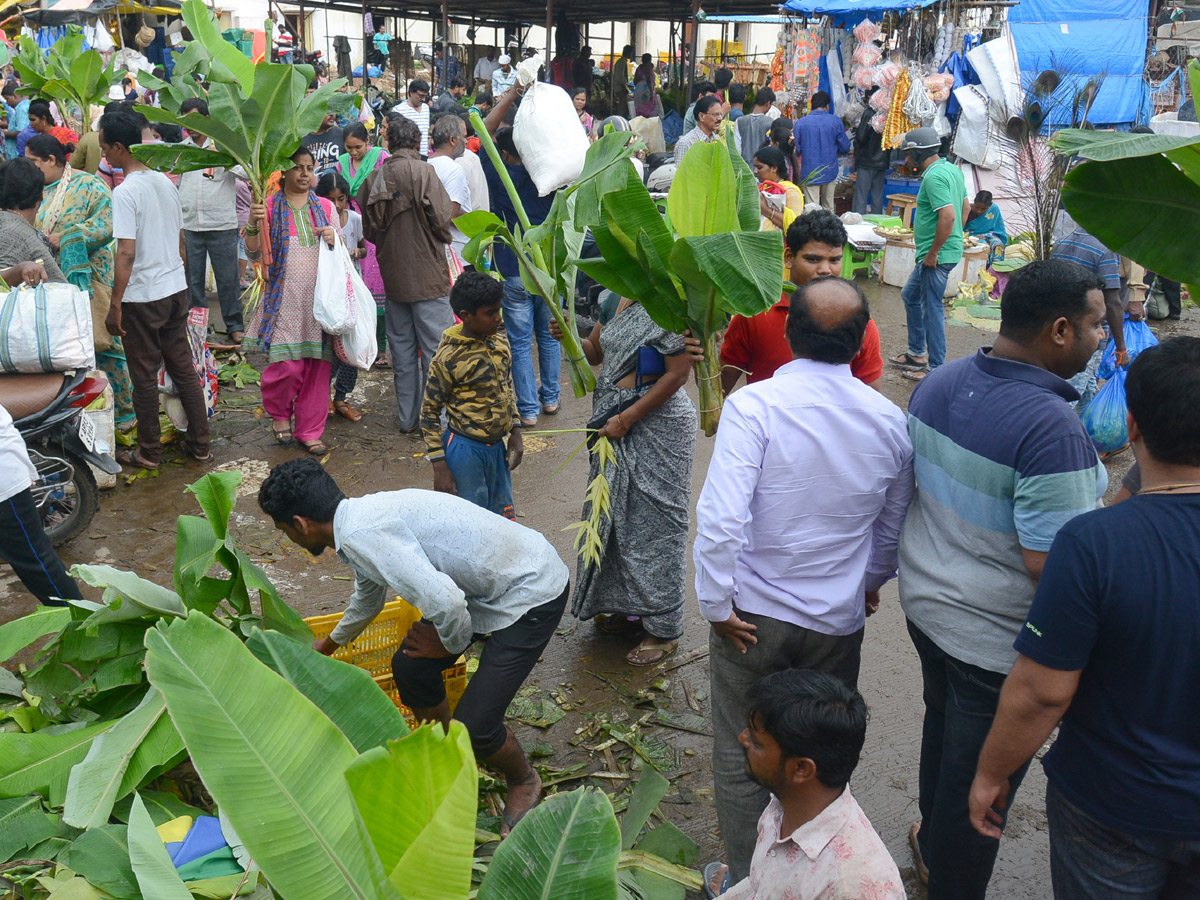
[
  {"xmin": 301, "ymin": 49, "xmax": 329, "ymax": 79},
  {"xmin": 0, "ymin": 371, "xmax": 121, "ymax": 546}
]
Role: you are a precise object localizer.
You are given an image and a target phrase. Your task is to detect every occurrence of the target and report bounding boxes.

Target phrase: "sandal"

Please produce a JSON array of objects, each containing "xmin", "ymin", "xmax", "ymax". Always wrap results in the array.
[
  {"xmin": 889, "ymin": 351, "xmax": 929, "ymax": 370},
  {"xmin": 333, "ymin": 400, "xmax": 363, "ymax": 423},
  {"xmin": 626, "ymin": 638, "xmax": 678, "ymax": 667},
  {"xmin": 299, "ymin": 439, "xmax": 329, "ymax": 456},
  {"xmin": 116, "ymin": 447, "xmax": 159, "ymax": 471},
  {"xmin": 703, "ymin": 862, "xmax": 731, "ymax": 899},
  {"xmin": 272, "ymin": 423, "xmax": 293, "ymax": 444},
  {"xmin": 182, "ymin": 442, "xmax": 213, "ymax": 463},
  {"xmin": 596, "ymin": 614, "xmax": 642, "ymax": 635},
  {"xmin": 901, "ymin": 369, "xmax": 929, "ymax": 383},
  {"xmin": 909, "ymin": 822, "xmax": 929, "ymax": 886}
]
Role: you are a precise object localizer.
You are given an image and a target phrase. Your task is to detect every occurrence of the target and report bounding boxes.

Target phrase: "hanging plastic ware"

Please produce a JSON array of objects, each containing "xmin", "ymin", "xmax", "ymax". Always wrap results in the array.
[
  {"xmin": 852, "ymin": 66, "xmax": 877, "ymax": 90},
  {"xmin": 1081, "ymin": 368, "xmax": 1130, "ymax": 455},
  {"xmin": 853, "ymin": 18, "xmax": 881, "ymax": 43},
  {"xmin": 1097, "ymin": 316, "xmax": 1160, "ymax": 380},
  {"xmin": 853, "ymin": 43, "xmax": 882, "ymax": 68},
  {"xmin": 876, "ymin": 61, "xmax": 901, "ymax": 88},
  {"xmin": 869, "ymin": 88, "xmax": 894, "ymax": 112},
  {"xmin": 870, "ymin": 112, "xmax": 887, "ymax": 133}
]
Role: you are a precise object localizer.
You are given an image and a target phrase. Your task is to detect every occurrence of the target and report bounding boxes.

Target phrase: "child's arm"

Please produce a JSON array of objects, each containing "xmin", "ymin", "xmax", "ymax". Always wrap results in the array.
[{"xmin": 421, "ymin": 356, "xmax": 456, "ymax": 495}]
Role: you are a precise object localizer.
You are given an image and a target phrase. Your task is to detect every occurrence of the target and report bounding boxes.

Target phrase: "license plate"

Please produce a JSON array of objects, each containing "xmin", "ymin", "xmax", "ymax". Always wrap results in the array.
[{"xmin": 78, "ymin": 413, "xmax": 97, "ymax": 453}]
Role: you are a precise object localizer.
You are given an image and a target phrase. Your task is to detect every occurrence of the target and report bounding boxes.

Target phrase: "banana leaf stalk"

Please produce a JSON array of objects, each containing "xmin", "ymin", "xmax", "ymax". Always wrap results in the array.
[
  {"xmin": 466, "ymin": 111, "xmax": 595, "ymax": 397},
  {"xmin": 563, "ymin": 435, "xmax": 617, "ymax": 570}
]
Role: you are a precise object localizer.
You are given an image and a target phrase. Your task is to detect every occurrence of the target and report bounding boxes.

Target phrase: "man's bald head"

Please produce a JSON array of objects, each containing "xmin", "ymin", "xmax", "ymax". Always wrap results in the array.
[{"xmin": 785, "ymin": 276, "xmax": 870, "ymax": 365}]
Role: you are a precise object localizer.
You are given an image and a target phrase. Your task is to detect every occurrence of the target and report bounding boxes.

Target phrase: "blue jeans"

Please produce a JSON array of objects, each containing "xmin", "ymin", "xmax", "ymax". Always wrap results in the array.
[
  {"xmin": 444, "ymin": 430, "xmax": 514, "ymax": 519},
  {"xmin": 908, "ymin": 620, "xmax": 1031, "ymax": 900},
  {"xmin": 1047, "ymin": 782, "xmax": 1200, "ymax": 900},
  {"xmin": 502, "ymin": 276, "xmax": 561, "ymax": 421},
  {"xmin": 901, "ymin": 262, "xmax": 955, "ymax": 369}
]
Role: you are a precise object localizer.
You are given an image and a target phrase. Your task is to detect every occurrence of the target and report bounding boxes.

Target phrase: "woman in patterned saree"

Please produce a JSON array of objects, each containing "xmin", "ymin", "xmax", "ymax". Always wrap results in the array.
[
  {"xmin": 550, "ymin": 298, "xmax": 698, "ymax": 666},
  {"xmin": 26, "ymin": 134, "xmax": 134, "ymax": 427},
  {"xmin": 244, "ymin": 148, "xmax": 342, "ymax": 456}
]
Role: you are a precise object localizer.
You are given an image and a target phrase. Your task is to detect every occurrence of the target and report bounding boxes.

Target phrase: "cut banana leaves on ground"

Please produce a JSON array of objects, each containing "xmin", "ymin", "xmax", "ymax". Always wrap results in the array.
[
  {"xmin": 1052, "ymin": 60, "xmax": 1200, "ymax": 296},
  {"xmin": 575, "ymin": 125, "xmax": 782, "ymax": 434}
]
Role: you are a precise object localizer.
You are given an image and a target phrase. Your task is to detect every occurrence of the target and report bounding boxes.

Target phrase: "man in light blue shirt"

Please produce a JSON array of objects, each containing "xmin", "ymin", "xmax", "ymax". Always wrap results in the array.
[
  {"xmin": 792, "ymin": 91, "xmax": 850, "ymax": 210},
  {"xmin": 258, "ymin": 458, "xmax": 569, "ymax": 837},
  {"xmin": 694, "ymin": 276, "xmax": 914, "ymax": 882},
  {"xmin": 3, "ymin": 83, "xmax": 30, "ymax": 160}
]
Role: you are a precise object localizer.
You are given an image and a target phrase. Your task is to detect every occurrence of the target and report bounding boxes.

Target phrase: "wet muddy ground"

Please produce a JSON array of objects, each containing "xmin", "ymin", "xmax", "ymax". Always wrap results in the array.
[{"xmin": 4, "ymin": 282, "xmax": 1194, "ymax": 898}]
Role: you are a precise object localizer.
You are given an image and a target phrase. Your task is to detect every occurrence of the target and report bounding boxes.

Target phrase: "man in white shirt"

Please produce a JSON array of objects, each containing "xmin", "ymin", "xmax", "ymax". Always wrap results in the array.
[
  {"xmin": 491, "ymin": 55, "xmax": 517, "ymax": 100},
  {"xmin": 99, "ymin": 107, "xmax": 210, "ymax": 470},
  {"xmin": 391, "ymin": 79, "xmax": 431, "ymax": 157},
  {"xmin": 258, "ymin": 458, "xmax": 569, "ymax": 837},
  {"xmin": 457, "ymin": 134, "xmax": 490, "ymax": 223},
  {"xmin": 693, "ymin": 276, "xmax": 914, "ymax": 883},
  {"xmin": 427, "ymin": 114, "xmax": 472, "ymax": 261},
  {"xmin": 473, "ymin": 48, "xmax": 499, "ymax": 93},
  {"xmin": 177, "ymin": 97, "xmax": 244, "ymax": 342},
  {"xmin": 0, "ymin": 402, "xmax": 83, "ymax": 606}
]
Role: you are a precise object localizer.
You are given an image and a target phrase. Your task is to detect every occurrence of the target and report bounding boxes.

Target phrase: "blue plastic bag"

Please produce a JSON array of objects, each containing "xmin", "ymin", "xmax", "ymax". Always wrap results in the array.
[
  {"xmin": 1081, "ymin": 367, "xmax": 1129, "ymax": 454},
  {"xmin": 1097, "ymin": 316, "xmax": 1158, "ymax": 380}
]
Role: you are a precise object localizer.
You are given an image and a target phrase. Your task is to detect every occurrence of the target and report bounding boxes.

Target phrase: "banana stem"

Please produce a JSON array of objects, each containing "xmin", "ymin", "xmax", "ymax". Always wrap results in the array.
[{"xmin": 694, "ymin": 331, "xmax": 724, "ymax": 437}]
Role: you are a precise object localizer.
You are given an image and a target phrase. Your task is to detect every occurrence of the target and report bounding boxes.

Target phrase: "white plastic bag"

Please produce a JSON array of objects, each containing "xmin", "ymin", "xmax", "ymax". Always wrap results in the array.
[
  {"xmin": 0, "ymin": 283, "xmax": 94, "ymax": 373},
  {"xmin": 313, "ymin": 240, "xmax": 359, "ymax": 335},
  {"xmin": 513, "ymin": 54, "xmax": 589, "ymax": 196},
  {"xmin": 333, "ymin": 291, "xmax": 379, "ymax": 371}
]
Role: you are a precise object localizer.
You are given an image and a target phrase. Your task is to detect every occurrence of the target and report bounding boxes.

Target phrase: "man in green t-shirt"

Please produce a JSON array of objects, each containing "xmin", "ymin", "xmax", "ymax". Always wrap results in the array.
[
  {"xmin": 372, "ymin": 23, "xmax": 390, "ymax": 65},
  {"xmin": 890, "ymin": 128, "xmax": 968, "ymax": 382}
]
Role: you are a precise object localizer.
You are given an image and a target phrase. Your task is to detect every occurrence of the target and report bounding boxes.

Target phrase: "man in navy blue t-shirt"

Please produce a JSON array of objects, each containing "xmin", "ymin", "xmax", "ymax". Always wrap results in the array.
[{"xmin": 969, "ymin": 336, "xmax": 1200, "ymax": 899}]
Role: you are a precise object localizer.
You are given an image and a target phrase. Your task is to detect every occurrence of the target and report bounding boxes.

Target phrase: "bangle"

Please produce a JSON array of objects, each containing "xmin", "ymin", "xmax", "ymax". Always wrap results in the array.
[
  {"xmin": 617, "ymin": 412, "xmax": 629, "ymax": 430},
  {"xmin": 245, "ymin": 226, "xmax": 259, "ymax": 236}
]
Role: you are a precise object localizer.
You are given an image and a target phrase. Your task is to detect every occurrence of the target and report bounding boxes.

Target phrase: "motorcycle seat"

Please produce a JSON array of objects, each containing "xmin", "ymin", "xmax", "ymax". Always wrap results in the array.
[{"xmin": 0, "ymin": 373, "xmax": 68, "ymax": 422}]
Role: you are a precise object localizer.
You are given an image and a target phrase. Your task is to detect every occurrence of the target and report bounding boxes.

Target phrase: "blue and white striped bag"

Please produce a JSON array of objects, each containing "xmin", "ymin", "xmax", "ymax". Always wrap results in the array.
[{"xmin": 0, "ymin": 284, "xmax": 95, "ymax": 374}]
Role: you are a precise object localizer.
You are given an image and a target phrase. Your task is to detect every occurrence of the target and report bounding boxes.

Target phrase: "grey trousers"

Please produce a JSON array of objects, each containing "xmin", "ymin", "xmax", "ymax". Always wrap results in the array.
[
  {"xmin": 710, "ymin": 609, "xmax": 864, "ymax": 881},
  {"xmin": 853, "ymin": 167, "xmax": 888, "ymax": 214},
  {"xmin": 184, "ymin": 228, "xmax": 243, "ymax": 334},
  {"xmin": 384, "ymin": 296, "xmax": 454, "ymax": 431}
]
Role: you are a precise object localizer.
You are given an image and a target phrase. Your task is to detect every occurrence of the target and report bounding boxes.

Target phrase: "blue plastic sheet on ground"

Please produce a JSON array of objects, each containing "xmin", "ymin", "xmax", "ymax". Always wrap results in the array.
[
  {"xmin": 1008, "ymin": 0, "xmax": 1150, "ymax": 127},
  {"xmin": 1081, "ymin": 367, "xmax": 1129, "ymax": 454},
  {"xmin": 1097, "ymin": 316, "xmax": 1159, "ymax": 381}
]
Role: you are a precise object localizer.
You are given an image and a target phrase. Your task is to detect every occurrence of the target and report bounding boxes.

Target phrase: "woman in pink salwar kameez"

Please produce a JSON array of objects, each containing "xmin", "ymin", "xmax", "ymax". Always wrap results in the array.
[{"xmin": 244, "ymin": 148, "xmax": 342, "ymax": 455}]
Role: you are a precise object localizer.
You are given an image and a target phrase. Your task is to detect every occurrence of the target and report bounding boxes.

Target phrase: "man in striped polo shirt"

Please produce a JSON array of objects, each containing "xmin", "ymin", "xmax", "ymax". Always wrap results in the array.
[
  {"xmin": 391, "ymin": 79, "xmax": 431, "ymax": 158},
  {"xmin": 898, "ymin": 258, "xmax": 1109, "ymax": 900}
]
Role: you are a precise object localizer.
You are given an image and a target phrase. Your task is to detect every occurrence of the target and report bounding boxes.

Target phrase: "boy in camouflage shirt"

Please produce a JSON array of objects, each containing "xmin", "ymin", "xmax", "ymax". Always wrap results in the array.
[{"xmin": 421, "ymin": 272, "xmax": 524, "ymax": 518}]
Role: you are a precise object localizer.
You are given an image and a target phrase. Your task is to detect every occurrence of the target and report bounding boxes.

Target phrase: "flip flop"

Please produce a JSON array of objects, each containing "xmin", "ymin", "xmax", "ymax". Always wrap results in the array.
[
  {"xmin": 182, "ymin": 442, "xmax": 213, "ymax": 463},
  {"xmin": 333, "ymin": 400, "xmax": 363, "ymax": 422},
  {"xmin": 300, "ymin": 439, "xmax": 329, "ymax": 456},
  {"xmin": 597, "ymin": 614, "xmax": 642, "ymax": 635},
  {"xmin": 702, "ymin": 862, "xmax": 731, "ymax": 898},
  {"xmin": 901, "ymin": 369, "xmax": 929, "ymax": 382},
  {"xmin": 501, "ymin": 804, "xmax": 536, "ymax": 834},
  {"xmin": 626, "ymin": 639, "xmax": 678, "ymax": 667},
  {"xmin": 909, "ymin": 822, "xmax": 929, "ymax": 885},
  {"xmin": 116, "ymin": 447, "xmax": 159, "ymax": 471},
  {"xmin": 889, "ymin": 352, "xmax": 928, "ymax": 370}
]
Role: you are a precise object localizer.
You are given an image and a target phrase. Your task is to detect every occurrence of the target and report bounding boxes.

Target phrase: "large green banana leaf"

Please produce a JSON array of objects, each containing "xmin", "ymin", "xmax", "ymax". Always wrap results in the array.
[
  {"xmin": 59, "ymin": 824, "xmax": 138, "ymax": 899},
  {"xmin": 63, "ymin": 688, "xmax": 183, "ymax": 830},
  {"xmin": 0, "ymin": 606, "xmax": 70, "ymax": 661},
  {"xmin": 127, "ymin": 793, "xmax": 194, "ymax": 900},
  {"xmin": 179, "ymin": 0, "xmax": 254, "ymax": 91},
  {"xmin": 145, "ymin": 612, "xmax": 397, "ymax": 900},
  {"xmin": 477, "ymin": 788, "xmax": 621, "ymax": 900},
  {"xmin": 345, "ymin": 723, "xmax": 476, "ymax": 900},
  {"xmin": 0, "ymin": 796, "xmax": 59, "ymax": 861},
  {"xmin": 70, "ymin": 565, "xmax": 186, "ymax": 625},
  {"xmin": 0, "ymin": 721, "xmax": 112, "ymax": 805},
  {"xmin": 619, "ymin": 767, "xmax": 669, "ymax": 850},
  {"xmin": 667, "ymin": 142, "xmax": 739, "ymax": 237},
  {"xmin": 245, "ymin": 629, "xmax": 406, "ymax": 752},
  {"xmin": 11, "ymin": 33, "xmax": 116, "ymax": 133},
  {"xmin": 186, "ymin": 471, "xmax": 239, "ymax": 541},
  {"xmin": 232, "ymin": 550, "xmax": 312, "ymax": 642}
]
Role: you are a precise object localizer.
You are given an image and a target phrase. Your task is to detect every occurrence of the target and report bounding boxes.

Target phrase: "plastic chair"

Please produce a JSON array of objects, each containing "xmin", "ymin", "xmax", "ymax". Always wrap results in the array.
[{"xmin": 842, "ymin": 247, "xmax": 882, "ymax": 280}]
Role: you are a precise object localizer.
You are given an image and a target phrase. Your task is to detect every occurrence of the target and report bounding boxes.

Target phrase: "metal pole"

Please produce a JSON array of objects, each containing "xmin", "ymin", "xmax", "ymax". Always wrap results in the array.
[
  {"xmin": 439, "ymin": 0, "xmax": 449, "ymax": 93},
  {"xmin": 361, "ymin": 0, "xmax": 369, "ymax": 88},
  {"xmin": 610, "ymin": 18, "xmax": 616, "ymax": 113},
  {"xmin": 686, "ymin": 0, "xmax": 700, "ymax": 115},
  {"xmin": 544, "ymin": 0, "xmax": 551, "ymax": 81},
  {"xmin": 297, "ymin": 0, "xmax": 305, "ymax": 55}
]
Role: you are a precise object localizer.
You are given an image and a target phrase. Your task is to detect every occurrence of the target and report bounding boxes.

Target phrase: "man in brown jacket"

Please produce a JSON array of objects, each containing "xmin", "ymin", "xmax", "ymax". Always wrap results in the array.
[{"xmin": 362, "ymin": 116, "xmax": 455, "ymax": 433}]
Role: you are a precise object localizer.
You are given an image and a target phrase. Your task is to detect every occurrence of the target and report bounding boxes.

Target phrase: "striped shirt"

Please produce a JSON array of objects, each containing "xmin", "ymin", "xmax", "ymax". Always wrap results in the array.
[
  {"xmin": 391, "ymin": 100, "xmax": 431, "ymax": 156},
  {"xmin": 1052, "ymin": 228, "xmax": 1121, "ymax": 291},
  {"xmin": 898, "ymin": 349, "xmax": 1107, "ymax": 673}
]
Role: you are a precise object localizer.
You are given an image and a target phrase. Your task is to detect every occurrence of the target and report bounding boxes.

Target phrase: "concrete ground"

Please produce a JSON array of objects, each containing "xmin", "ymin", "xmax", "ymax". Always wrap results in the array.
[{"xmin": 3, "ymin": 281, "xmax": 1194, "ymax": 897}]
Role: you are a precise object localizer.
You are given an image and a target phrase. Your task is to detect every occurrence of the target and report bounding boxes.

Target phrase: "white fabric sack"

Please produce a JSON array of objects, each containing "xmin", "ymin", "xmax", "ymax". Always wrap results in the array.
[
  {"xmin": 952, "ymin": 85, "xmax": 1003, "ymax": 170},
  {"xmin": 0, "ymin": 284, "xmax": 95, "ymax": 374},
  {"xmin": 313, "ymin": 240, "xmax": 359, "ymax": 336},
  {"xmin": 333, "ymin": 284, "xmax": 379, "ymax": 371},
  {"xmin": 513, "ymin": 55, "xmax": 589, "ymax": 196}
]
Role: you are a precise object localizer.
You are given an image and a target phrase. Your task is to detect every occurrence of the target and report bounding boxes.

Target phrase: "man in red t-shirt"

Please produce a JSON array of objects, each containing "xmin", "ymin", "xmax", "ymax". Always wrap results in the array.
[{"xmin": 720, "ymin": 209, "xmax": 884, "ymax": 393}]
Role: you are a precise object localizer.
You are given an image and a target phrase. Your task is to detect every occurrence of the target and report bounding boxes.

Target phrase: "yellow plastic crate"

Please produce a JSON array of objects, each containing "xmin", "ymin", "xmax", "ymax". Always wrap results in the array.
[{"xmin": 305, "ymin": 597, "xmax": 468, "ymax": 727}]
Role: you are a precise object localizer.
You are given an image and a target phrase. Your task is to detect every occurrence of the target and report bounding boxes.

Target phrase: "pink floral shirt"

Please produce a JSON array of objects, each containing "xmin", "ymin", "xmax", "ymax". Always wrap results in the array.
[{"xmin": 725, "ymin": 788, "xmax": 905, "ymax": 900}]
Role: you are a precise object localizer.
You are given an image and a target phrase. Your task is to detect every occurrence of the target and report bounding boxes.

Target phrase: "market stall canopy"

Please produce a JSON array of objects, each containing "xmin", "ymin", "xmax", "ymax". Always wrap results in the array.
[
  {"xmin": 1007, "ymin": 0, "xmax": 1148, "ymax": 126},
  {"xmin": 781, "ymin": 0, "xmax": 941, "ymax": 26},
  {"xmin": 289, "ymin": 0, "xmax": 784, "ymax": 26},
  {"xmin": 21, "ymin": 0, "xmax": 181, "ymax": 25}
]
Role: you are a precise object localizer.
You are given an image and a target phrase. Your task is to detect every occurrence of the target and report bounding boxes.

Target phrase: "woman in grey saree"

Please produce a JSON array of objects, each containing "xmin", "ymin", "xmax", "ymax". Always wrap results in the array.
[{"xmin": 555, "ymin": 298, "xmax": 697, "ymax": 666}]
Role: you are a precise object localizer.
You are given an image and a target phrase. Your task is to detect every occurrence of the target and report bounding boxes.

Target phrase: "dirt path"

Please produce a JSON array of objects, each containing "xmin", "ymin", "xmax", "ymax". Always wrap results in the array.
[{"xmin": 3, "ymin": 283, "xmax": 1193, "ymax": 897}]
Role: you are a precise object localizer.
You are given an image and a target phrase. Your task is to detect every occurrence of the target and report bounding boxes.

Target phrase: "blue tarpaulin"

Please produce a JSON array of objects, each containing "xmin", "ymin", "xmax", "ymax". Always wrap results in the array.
[
  {"xmin": 781, "ymin": 0, "xmax": 938, "ymax": 26},
  {"xmin": 1008, "ymin": 0, "xmax": 1150, "ymax": 126}
]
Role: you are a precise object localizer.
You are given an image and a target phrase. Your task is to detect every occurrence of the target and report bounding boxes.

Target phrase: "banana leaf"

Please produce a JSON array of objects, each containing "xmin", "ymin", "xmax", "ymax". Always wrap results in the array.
[
  {"xmin": 144, "ymin": 612, "xmax": 397, "ymax": 900},
  {"xmin": 0, "ymin": 796, "xmax": 59, "ymax": 862},
  {"xmin": 1050, "ymin": 128, "xmax": 1200, "ymax": 161},
  {"xmin": 0, "ymin": 606, "xmax": 71, "ymax": 661},
  {"xmin": 127, "ymin": 793, "xmax": 194, "ymax": 900},
  {"xmin": 11, "ymin": 33, "xmax": 117, "ymax": 133},
  {"xmin": 63, "ymin": 688, "xmax": 184, "ymax": 830},
  {"xmin": 477, "ymin": 788, "xmax": 621, "ymax": 900},
  {"xmin": 667, "ymin": 140, "xmax": 739, "ymax": 237},
  {"xmin": 59, "ymin": 824, "xmax": 138, "ymax": 899},
  {"xmin": 178, "ymin": 0, "xmax": 254, "ymax": 92},
  {"xmin": 244, "ymin": 629, "xmax": 406, "ymax": 752},
  {"xmin": 69, "ymin": 565, "xmax": 186, "ymax": 626},
  {"xmin": 620, "ymin": 767, "xmax": 669, "ymax": 850},
  {"xmin": 0, "ymin": 721, "xmax": 113, "ymax": 805},
  {"xmin": 232, "ymin": 550, "xmax": 312, "ymax": 642},
  {"xmin": 345, "ymin": 723, "xmax": 477, "ymax": 900}
]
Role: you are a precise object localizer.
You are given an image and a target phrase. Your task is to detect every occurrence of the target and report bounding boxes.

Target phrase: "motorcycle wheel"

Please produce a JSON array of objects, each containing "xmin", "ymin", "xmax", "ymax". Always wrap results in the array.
[{"xmin": 35, "ymin": 450, "xmax": 99, "ymax": 547}]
